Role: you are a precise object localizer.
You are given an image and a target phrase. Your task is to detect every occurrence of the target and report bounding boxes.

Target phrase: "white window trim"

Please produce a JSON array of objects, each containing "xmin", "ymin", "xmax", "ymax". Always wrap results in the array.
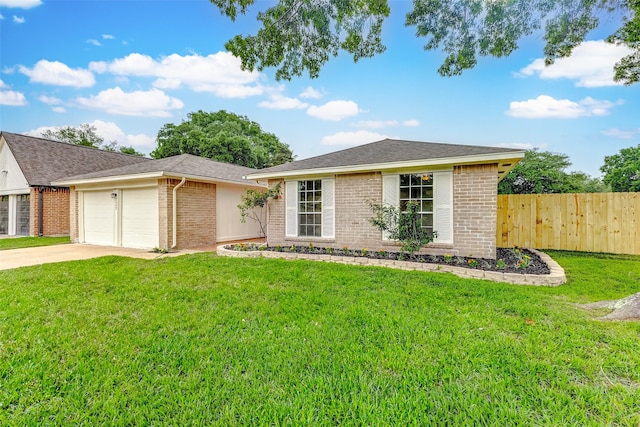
[
  {"xmin": 382, "ymin": 170, "xmax": 453, "ymax": 244},
  {"xmin": 285, "ymin": 178, "xmax": 335, "ymax": 239}
]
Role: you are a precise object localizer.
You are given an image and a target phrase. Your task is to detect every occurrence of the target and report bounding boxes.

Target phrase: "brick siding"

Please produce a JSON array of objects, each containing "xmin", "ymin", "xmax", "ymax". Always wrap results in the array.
[
  {"xmin": 453, "ymin": 164, "xmax": 498, "ymax": 259},
  {"xmin": 267, "ymin": 164, "xmax": 500, "ymax": 259},
  {"xmin": 29, "ymin": 187, "xmax": 70, "ymax": 236},
  {"xmin": 158, "ymin": 179, "xmax": 216, "ymax": 249}
]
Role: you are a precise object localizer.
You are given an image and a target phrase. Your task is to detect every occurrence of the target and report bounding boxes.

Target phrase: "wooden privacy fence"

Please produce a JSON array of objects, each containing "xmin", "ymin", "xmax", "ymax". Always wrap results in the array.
[{"xmin": 496, "ymin": 193, "xmax": 640, "ymax": 255}]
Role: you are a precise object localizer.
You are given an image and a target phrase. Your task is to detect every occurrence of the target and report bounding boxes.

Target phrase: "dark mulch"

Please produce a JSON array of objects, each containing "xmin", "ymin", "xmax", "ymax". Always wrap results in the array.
[{"xmin": 229, "ymin": 244, "xmax": 551, "ymax": 275}]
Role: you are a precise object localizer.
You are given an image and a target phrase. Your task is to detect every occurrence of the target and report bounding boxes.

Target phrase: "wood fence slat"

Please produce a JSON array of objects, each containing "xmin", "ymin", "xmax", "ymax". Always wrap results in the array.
[{"xmin": 496, "ymin": 192, "xmax": 640, "ymax": 255}]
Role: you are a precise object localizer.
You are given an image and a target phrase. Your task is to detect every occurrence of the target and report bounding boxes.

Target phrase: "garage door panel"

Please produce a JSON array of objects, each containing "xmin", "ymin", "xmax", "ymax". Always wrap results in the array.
[
  {"xmin": 83, "ymin": 191, "xmax": 116, "ymax": 246},
  {"xmin": 121, "ymin": 188, "xmax": 158, "ymax": 249}
]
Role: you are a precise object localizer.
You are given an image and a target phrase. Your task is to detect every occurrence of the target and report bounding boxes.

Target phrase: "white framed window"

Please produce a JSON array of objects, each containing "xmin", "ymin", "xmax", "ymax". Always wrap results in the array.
[
  {"xmin": 383, "ymin": 171, "xmax": 452, "ymax": 244},
  {"xmin": 286, "ymin": 178, "xmax": 334, "ymax": 238}
]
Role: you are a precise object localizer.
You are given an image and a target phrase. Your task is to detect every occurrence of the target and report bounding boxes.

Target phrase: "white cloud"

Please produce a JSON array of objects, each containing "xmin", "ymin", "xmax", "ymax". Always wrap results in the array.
[
  {"xmin": 496, "ymin": 143, "xmax": 547, "ymax": 150},
  {"xmin": 0, "ymin": 79, "xmax": 6, "ymax": 88},
  {"xmin": 321, "ymin": 130, "xmax": 389, "ymax": 146},
  {"xmin": 299, "ymin": 86, "xmax": 322, "ymax": 99},
  {"xmin": 403, "ymin": 119, "xmax": 420, "ymax": 127},
  {"xmin": 75, "ymin": 87, "xmax": 184, "ymax": 117},
  {"xmin": 0, "ymin": 89, "xmax": 27, "ymax": 106},
  {"xmin": 506, "ymin": 95, "xmax": 621, "ymax": 119},
  {"xmin": 102, "ymin": 34, "xmax": 115, "ymax": 40},
  {"xmin": 13, "ymin": 15, "xmax": 24, "ymax": 23},
  {"xmin": 38, "ymin": 95, "xmax": 63, "ymax": 105},
  {"xmin": 89, "ymin": 120, "xmax": 156, "ymax": 149},
  {"xmin": 51, "ymin": 106, "xmax": 66, "ymax": 113},
  {"xmin": 307, "ymin": 100, "xmax": 359, "ymax": 121},
  {"xmin": 92, "ymin": 52, "xmax": 263, "ymax": 98},
  {"xmin": 516, "ymin": 40, "xmax": 633, "ymax": 87},
  {"xmin": 19, "ymin": 60, "xmax": 95, "ymax": 87},
  {"xmin": 259, "ymin": 94, "xmax": 309, "ymax": 110},
  {"xmin": 601, "ymin": 128, "xmax": 640, "ymax": 139},
  {"xmin": 0, "ymin": 13, "xmax": 4, "ymax": 19},
  {"xmin": 0, "ymin": 0, "xmax": 42, "ymax": 8},
  {"xmin": 86, "ymin": 39, "xmax": 101, "ymax": 47}
]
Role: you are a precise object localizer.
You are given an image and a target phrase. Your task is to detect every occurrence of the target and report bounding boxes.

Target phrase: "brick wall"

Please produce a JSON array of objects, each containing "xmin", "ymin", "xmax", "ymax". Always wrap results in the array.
[
  {"xmin": 29, "ymin": 187, "xmax": 70, "ymax": 236},
  {"xmin": 266, "ymin": 165, "xmax": 500, "ymax": 259},
  {"xmin": 158, "ymin": 179, "xmax": 216, "ymax": 249},
  {"xmin": 453, "ymin": 164, "xmax": 498, "ymax": 259},
  {"xmin": 267, "ymin": 173, "xmax": 391, "ymax": 251},
  {"xmin": 266, "ymin": 179, "xmax": 285, "ymax": 247},
  {"xmin": 69, "ymin": 187, "xmax": 79, "ymax": 242},
  {"xmin": 334, "ymin": 172, "xmax": 385, "ymax": 250}
]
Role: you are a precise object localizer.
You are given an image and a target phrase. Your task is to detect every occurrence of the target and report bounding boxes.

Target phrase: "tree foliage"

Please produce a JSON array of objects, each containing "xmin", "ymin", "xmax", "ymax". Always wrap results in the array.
[
  {"xmin": 238, "ymin": 183, "xmax": 282, "ymax": 237},
  {"xmin": 368, "ymin": 200, "xmax": 438, "ymax": 254},
  {"xmin": 42, "ymin": 124, "xmax": 104, "ymax": 148},
  {"xmin": 212, "ymin": 0, "xmax": 639, "ymax": 84},
  {"xmin": 600, "ymin": 144, "xmax": 640, "ymax": 191},
  {"xmin": 151, "ymin": 110, "xmax": 294, "ymax": 168},
  {"xmin": 498, "ymin": 149, "xmax": 607, "ymax": 194},
  {"xmin": 41, "ymin": 124, "xmax": 145, "ymax": 156}
]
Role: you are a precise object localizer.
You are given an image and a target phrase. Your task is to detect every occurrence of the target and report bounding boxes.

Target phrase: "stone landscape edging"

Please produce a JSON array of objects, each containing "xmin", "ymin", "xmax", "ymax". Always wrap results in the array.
[{"xmin": 217, "ymin": 246, "xmax": 566, "ymax": 286}]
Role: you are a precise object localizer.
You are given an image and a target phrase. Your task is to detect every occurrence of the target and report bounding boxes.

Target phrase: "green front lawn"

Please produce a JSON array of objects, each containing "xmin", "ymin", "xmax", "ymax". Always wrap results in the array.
[
  {"xmin": 0, "ymin": 236, "xmax": 70, "ymax": 251},
  {"xmin": 1, "ymin": 252, "xmax": 639, "ymax": 425}
]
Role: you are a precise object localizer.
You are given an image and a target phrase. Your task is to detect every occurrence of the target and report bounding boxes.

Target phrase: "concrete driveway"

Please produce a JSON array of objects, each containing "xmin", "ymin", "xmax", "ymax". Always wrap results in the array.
[{"xmin": 0, "ymin": 244, "xmax": 202, "ymax": 270}]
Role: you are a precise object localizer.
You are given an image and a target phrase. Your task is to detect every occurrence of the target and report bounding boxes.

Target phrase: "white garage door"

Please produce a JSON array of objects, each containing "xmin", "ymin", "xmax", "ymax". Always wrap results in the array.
[
  {"xmin": 83, "ymin": 191, "xmax": 116, "ymax": 246},
  {"xmin": 121, "ymin": 188, "xmax": 158, "ymax": 249}
]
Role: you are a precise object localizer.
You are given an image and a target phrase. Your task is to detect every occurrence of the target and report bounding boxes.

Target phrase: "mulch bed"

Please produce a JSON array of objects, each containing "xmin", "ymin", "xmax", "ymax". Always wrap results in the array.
[{"xmin": 231, "ymin": 244, "xmax": 551, "ymax": 275}]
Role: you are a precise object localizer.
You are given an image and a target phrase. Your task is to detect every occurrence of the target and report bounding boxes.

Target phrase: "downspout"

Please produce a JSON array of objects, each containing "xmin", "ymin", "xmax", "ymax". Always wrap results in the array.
[
  {"xmin": 171, "ymin": 177, "xmax": 186, "ymax": 249},
  {"xmin": 38, "ymin": 187, "xmax": 44, "ymax": 237}
]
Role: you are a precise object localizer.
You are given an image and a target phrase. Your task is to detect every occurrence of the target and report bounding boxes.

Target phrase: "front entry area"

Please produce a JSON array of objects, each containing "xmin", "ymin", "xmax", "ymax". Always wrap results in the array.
[{"xmin": 81, "ymin": 188, "xmax": 159, "ymax": 249}]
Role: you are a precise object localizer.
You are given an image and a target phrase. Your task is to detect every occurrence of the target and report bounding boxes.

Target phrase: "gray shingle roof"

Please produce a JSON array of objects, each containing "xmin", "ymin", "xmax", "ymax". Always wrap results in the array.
[
  {"xmin": 248, "ymin": 138, "xmax": 524, "ymax": 177},
  {"xmin": 2, "ymin": 131, "xmax": 150, "ymax": 186},
  {"xmin": 55, "ymin": 153, "xmax": 259, "ymax": 185}
]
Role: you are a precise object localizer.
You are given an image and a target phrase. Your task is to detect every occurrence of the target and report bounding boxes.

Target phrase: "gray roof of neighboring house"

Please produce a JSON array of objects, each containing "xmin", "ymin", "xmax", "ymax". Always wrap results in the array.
[
  {"xmin": 54, "ymin": 153, "xmax": 260, "ymax": 185},
  {"xmin": 247, "ymin": 138, "xmax": 525, "ymax": 177},
  {"xmin": 1, "ymin": 131, "xmax": 150, "ymax": 187}
]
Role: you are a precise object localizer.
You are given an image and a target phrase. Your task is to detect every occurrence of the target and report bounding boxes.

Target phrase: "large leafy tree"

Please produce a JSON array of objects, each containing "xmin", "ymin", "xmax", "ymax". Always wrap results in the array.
[
  {"xmin": 151, "ymin": 110, "xmax": 294, "ymax": 168},
  {"xmin": 41, "ymin": 124, "xmax": 145, "ymax": 156},
  {"xmin": 498, "ymin": 149, "xmax": 607, "ymax": 194},
  {"xmin": 600, "ymin": 144, "xmax": 640, "ymax": 191},
  {"xmin": 212, "ymin": 0, "xmax": 639, "ymax": 84}
]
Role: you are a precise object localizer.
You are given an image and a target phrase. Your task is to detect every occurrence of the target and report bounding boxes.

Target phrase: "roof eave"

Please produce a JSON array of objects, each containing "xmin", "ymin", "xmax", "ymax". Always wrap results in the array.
[
  {"xmin": 52, "ymin": 170, "xmax": 267, "ymax": 188},
  {"xmin": 245, "ymin": 151, "xmax": 526, "ymax": 180}
]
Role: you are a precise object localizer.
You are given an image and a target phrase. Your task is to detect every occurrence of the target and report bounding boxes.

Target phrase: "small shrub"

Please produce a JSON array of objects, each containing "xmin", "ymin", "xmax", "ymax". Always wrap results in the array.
[
  {"xmin": 275, "ymin": 245, "xmax": 283, "ymax": 252},
  {"xmin": 325, "ymin": 247, "xmax": 333, "ymax": 255},
  {"xmin": 378, "ymin": 249, "xmax": 386, "ymax": 258},
  {"xmin": 444, "ymin": 253, "xmax": 453, "ymax": 263},
  {"xmin": 152, "ymin": 247, "xmax": 168, "ymax": 254},
  {"xmin": 467, "ymin": 259, "xmax": 478, "ymax": 268},
  {"xmin": 496, "ymin": 258, "xmax": 507, "ymax": 270},
  {"xmin": 360, "ymin": 248, "xmax": 369, "ymax": 257}
]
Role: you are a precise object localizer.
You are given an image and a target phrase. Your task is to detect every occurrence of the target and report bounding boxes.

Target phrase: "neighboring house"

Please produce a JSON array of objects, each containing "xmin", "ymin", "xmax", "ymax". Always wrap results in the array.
[
  {"xmin": 0, "ymin": 132, "xmax": 149, "ymax": 237},
  {"xmin": 53, "ymin": 154, "xmax": 266, "ymax": 250},
  {"xmin": 245, "ymin": 139, "xmax": 525, "ymax": 259}
]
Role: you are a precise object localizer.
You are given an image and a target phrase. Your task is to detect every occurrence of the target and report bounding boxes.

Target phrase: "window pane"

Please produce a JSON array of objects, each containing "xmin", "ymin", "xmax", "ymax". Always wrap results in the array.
[
  {"xmin": 316, "ymin": 181, "xmax": 321, "ymax": 191},
  {"xmin": 400, "ymin": 175, "xmax": 409, "ymax": 186},
  {"xmin": 411, "ymin": 175, "xmax": 421, "ymax": 186},
  {"xmin": 314, "ymin": 225, "xmax": 321, "ymax": 236},
  {"xmin": 422, "ymin": 200, "xmax": 433, "ymax": 212},
  {"xmin": 400, "ymin": 187, "xmax": 409, "ymax": 199},
  {"xmin": 0, "ymin": 196, "xmax": 8, "ymax": 235},
  {"xmin": 422, "ymin": 187, "xmax": 433, "ymax": 199},
  {"xmin": 422, "ymin": 214, "xmax": 433, "ymax": 227},
  {"xmin": 411, "ymin": 187, "xmax": 420, "ymax": 199},
  {"xmin": 16, "ymin": 194, "xmax": 30, "ymax": 236},
  {"xmin": 400, "ymin": 200, "xmax": 407, "ymax": 210}
]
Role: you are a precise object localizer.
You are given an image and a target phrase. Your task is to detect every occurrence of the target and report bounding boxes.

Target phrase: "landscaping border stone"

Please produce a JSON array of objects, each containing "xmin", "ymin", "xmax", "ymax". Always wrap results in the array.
[{"xmin": 217, "ymin": 246, "xmax": 566, "ymax": 286}]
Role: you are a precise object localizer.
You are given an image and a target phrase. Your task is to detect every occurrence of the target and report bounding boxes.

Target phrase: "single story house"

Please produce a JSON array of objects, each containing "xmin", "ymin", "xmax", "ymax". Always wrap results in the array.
[
  {"xmin": 0, "ymin": 132, "xmax": 149, "ymax": 237},
  {"xmin": 53, "ymin": 154, "xmax": 266, "ymax": 250},
  {"xmin": 245, "ymin": 139, "xmax": 524, "ymax": 259}
]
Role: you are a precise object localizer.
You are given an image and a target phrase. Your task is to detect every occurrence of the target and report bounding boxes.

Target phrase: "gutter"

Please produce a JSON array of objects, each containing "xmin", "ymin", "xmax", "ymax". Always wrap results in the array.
[{"xmin": 171, "ymin": 177, "xmax": 186, "ymax": 249}]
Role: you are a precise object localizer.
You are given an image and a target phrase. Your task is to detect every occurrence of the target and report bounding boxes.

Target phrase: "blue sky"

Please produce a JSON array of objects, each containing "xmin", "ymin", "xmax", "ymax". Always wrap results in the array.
[{"xmin": 1, "ymin": 0, "xmax": 638, "ymax": 178}]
